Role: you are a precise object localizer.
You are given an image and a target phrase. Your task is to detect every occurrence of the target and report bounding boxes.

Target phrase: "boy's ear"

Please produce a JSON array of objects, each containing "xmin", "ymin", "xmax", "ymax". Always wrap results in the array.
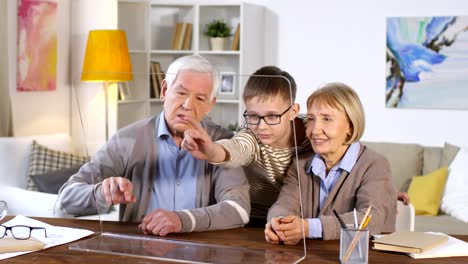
[{"xmin": 290, "ymin": 103, "xmax": 300, "ymax": 120}]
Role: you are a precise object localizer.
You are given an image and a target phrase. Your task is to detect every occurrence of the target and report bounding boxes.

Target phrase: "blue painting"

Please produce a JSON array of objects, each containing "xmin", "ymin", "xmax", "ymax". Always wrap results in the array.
[{"xmin": 386, "ymin": 16, "xmax": 468, "ymax": 109}]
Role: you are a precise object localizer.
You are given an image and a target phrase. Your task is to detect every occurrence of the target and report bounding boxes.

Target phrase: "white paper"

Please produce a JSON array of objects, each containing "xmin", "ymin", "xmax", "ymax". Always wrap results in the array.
[
  {"xmin": 409, "ymin": 232, "xmax": 468, "ymax": 259},
  {"xmin": 0, "ymin": 215, "xmax": 94, "ymax": 260},
  {"xmin": 373, "ymin": 232, "xmax": 468, "ymax": 259}
]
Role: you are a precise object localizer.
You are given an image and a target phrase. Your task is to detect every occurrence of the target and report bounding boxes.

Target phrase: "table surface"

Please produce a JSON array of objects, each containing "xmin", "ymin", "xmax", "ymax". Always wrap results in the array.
[{"xmin": 2, "ymin": 216, "xmax": 468, "ymax": 264}]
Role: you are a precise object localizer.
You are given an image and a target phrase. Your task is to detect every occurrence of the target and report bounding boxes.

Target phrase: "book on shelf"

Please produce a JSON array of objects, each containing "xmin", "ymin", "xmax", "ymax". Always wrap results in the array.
[
  {"xmin": 171, "ymin": 23, "xmax": 189, "ymax": 50},
  {"xmin": 150, "ymin": 62, "xmax": 159, "ymax": 98},
  {"xmin": 182, "ymin": 23, "xmax": 193, "ymax": 50},
  {"xmin": 231, "ymin": 23, "xmax": 240, "ymax": 50},
  {"xmin": 372, "ymin": 231, "xmax": 449, "ymax": 254},
  {"xmin": 118, "ymin": 82, "xmax": 131, "ymax": 101},
  {"xmin": 151, "ymin": 61, "xmax": 165, "ymax": 98},
  {"xmin": 171, "ymin": 23, "xmax": 183, "ymax": 50}
]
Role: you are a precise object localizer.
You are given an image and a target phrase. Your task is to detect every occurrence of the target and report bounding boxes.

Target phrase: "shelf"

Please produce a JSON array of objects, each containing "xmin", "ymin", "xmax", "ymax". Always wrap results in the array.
[
  {"xmin": 150, "ymin": 50, "xmax": 193, "ymax": 54},
  {"xmin": 149, "ymin": 98, "xmax": 162, "ymax": 103},
  {"xmin": 216, "ymin": 99, "xmax": 239, "ymax": 104},
  {"xmin": 129, "ymin": 49, "xmax": 147, "ymax": 54},
  {"xmin": 118, "ymin": 99, "xmax": 147, "ymax": 104},
  {"xmin": 117, "ymin": 1, "xmax": 264, "ymax": 130},
  {"xmin": 198, "ymin": 50, "xmax": 240, "ymax": 55}
]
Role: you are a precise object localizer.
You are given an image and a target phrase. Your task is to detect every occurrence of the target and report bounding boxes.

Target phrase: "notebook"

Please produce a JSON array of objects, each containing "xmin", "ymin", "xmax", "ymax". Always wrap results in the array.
[
  {"xmin": 0, "ymin": 237, "xmax": 45, "ymax": 253},
  {"xmin": 372, "ymin": 231, "xmax": 448, "ymax": 254}
]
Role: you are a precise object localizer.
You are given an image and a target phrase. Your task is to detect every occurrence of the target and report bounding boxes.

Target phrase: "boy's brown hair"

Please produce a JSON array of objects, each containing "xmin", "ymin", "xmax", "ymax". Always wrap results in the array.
[{"xmin": 243, "ymin": 66, "xmax": 296, "ymax": 103}]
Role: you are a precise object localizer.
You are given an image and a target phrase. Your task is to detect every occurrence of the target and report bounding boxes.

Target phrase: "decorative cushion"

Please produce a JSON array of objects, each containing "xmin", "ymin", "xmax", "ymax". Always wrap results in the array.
[
  {"xmin": 27, "ymin": 141, "xmax": 89, "ymax": 191},
  {"xmin": 0, "ymin": 133, "xmax": 72, "ymax": 189},
  {"xmin": 422, "ymin": 146, "xmax": 442, "ymax": 175},
  {"xmin": 440, "ymin": 146, "xmax": 468, "ymax": 223},
  {"xmin": 407, "ymin": 167, "xmax": 448, "ymax": 216},
  {"xmin": 363, "ymin": 142, "xmax": 423, "ymax": 192},
  {"xmin": 30, "ymin": 165, "xmax": 81, "ymax": 194},
  {"xmin": 439, "ymin": 142, "xmax": 460, "ymax": 168}
]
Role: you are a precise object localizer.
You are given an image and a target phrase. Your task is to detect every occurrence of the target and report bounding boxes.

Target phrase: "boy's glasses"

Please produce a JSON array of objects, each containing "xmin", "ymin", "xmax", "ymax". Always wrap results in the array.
[
  {"xmin": 0, "ymin": 225, "xmax": 48, "ymax": 240},
  {"xmin": 243, "ymin": 106, "xmax": 291, "ymax": 125}
]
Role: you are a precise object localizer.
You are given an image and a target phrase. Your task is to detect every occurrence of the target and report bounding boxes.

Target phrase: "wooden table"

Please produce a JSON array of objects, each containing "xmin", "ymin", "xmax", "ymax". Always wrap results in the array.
[{"xmin": 2, "ymin": 216, "xmax": 468, "ymax": 263}]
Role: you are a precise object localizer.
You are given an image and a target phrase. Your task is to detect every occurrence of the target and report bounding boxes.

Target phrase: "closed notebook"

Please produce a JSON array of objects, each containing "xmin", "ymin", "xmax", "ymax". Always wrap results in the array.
[
  {"xmin": 0, "ymin": 237, "xmax": 45, "ymax": 253},
  {"xmin": 373, "ymin": 231, "xmax": 448, "ymax": 254}
]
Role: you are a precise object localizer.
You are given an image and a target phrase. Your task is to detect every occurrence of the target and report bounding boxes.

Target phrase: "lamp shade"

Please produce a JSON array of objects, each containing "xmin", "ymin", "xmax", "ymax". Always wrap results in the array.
[{"xmin": 81, "ymin": 30, "xmax": 132, "ymax": 82}]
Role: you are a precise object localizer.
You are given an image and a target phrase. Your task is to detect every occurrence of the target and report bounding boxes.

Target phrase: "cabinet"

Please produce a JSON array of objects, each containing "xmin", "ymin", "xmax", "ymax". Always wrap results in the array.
[{"xmin": 117, "ymin": 0, "xmax": 264, "ymax": 130}]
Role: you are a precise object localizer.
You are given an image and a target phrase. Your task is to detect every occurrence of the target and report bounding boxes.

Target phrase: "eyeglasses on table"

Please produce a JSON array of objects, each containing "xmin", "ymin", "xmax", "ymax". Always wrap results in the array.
[{"xmin": 0, "ymin": 224, "xmax": 48, "ymax": 240}]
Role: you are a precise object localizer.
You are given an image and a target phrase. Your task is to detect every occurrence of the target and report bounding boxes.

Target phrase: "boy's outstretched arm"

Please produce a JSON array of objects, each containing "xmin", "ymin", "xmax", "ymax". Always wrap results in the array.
[{"xmin": 182, "ymin": 116, "xmax": 229, "ymax": 163}]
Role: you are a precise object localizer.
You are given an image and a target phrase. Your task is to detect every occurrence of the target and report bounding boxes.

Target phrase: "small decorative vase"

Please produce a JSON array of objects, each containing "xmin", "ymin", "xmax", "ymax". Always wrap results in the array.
[{"xmin": 210, "ymin": 37, "xmax": 225, "ymax": 51}]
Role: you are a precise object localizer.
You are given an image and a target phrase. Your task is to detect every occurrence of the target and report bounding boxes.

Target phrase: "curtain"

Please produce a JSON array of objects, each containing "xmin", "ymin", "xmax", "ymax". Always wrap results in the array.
[{"xmin": 0, "ymin": 0, "xmax": 13, "ymax": 137}]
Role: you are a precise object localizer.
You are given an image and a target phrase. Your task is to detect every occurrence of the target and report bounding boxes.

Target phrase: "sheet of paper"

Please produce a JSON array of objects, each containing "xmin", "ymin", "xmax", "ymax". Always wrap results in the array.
[
  {"xmin": 373, "ymin": 232, "xmax": 468, "ymax": 259},
  {"xmin": 409, "ymin": 233, "xmax": 468, "ymax": 259},
  {"xmin": 0, "ymin": 215, "xmax": 94, "ymax": 260}
]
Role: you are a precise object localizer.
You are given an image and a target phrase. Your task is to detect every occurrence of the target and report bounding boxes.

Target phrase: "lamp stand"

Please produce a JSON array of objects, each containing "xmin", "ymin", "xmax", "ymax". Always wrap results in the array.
[{"xmin": 103, "ymin": 82, "xmax": 109, "ymax": 141}]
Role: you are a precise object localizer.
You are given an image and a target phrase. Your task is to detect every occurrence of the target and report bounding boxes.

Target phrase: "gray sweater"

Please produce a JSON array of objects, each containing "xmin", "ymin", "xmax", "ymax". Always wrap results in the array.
[
  {"xmin": 268, "ymin": 144, "xmax": 397, "ymax": 240},
  {"xmin": 56, "ymin": 115, "xmax": 250, "ymax": 233}
]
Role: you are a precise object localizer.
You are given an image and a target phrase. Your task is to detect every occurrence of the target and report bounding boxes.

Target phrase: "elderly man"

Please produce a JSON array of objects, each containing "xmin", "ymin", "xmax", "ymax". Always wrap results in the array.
[{"xmin": 56, "ymin": 55, "xmax": 250, "ymax": 236}]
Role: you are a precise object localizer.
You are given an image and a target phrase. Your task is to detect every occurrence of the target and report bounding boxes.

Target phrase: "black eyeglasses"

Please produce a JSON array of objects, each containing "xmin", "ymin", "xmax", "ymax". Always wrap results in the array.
[
  {"xmin": 243, "ymin": 106, "xmax": 292, "ymax": 125},
  {"xmin": 0, "ymin": 225, "xmax": 48, "ymax": 240}
]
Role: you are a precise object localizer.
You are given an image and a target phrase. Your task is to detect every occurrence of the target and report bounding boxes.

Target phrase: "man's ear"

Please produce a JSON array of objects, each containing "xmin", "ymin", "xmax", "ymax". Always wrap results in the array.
[
  {"xmin": 206, "ymin": 96, "xmax": 217, "ymax": 114},
  {"xmin": 160, "ymin": 80, "xmax": 168, "ymax": 101}
]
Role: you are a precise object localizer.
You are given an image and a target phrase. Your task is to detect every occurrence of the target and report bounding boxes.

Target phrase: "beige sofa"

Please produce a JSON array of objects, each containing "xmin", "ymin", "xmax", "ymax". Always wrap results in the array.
[
  {"xmin": 364, "ymin": 141, "xmax": 468, "ymax": 235},
  {"xmin": 0, "ymin": 134, "xmax": 118, "ymax": 220}
]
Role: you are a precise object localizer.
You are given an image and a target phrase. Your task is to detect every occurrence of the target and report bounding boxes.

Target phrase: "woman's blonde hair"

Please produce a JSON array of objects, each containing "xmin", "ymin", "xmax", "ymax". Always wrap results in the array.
[{"xmin": 306, "ymin": 82, "xmax": 365, "ymax": 144}]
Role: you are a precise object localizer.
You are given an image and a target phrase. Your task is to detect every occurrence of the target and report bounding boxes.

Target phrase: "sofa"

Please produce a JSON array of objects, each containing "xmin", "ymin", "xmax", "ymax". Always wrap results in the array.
[
  {"xmin": 0, "ymin": 134, "xmax": 118, "ymax": 221},
  {"xmin": 363, "ymin": 141, "xmax": 468, "ymax": 235},
  {"xmin": 2, "ymin": 135, "xmax": 466, "ymax": 233}
]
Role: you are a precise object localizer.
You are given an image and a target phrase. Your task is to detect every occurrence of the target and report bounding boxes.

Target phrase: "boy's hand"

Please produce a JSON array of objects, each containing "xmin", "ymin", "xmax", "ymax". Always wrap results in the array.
[{"xmin": 181, "ymin": 116, "xmax": 226, "ymax": 163}]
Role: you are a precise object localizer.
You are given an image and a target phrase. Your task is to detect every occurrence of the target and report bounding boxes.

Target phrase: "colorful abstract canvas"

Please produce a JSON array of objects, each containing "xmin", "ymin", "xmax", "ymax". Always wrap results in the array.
[
  {"xmin": 386, "ymin": 16, "xmax": 468, "ymax": 109},
  {"xmin": 17, "ymin": 0, "xmax": 57, "ymax": 92}
]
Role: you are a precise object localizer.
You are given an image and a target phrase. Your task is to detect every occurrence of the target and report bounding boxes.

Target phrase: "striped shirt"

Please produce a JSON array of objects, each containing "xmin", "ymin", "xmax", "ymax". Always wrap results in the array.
[{"xmin": 216, "ymin": 118, "xmax": 312, "ymax": 220}]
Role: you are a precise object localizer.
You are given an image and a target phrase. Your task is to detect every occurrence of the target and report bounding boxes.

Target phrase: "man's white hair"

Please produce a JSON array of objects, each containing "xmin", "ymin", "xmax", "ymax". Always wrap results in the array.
[{"xmin": 165, "ymin": 55, "xmax": 218, "ymax": 99}]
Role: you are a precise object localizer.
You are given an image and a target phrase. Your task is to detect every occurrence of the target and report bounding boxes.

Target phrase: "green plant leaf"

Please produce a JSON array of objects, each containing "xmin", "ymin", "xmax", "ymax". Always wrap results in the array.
[{"xmin": 205, "ymin": 19, "xmax": 232, "ymax": 38}]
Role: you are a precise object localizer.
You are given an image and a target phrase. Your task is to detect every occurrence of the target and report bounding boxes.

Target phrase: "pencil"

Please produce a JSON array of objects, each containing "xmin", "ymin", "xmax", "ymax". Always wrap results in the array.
[{"xmin": 343, "ymin": 205, "xmax": 373, "ymax": 262}]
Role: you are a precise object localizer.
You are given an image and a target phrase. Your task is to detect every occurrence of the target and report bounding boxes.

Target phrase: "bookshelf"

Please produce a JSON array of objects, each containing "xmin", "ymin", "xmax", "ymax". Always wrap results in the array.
[{"xmin": 117, "ymin": 0, "xmax": 264, "ymax": 130}]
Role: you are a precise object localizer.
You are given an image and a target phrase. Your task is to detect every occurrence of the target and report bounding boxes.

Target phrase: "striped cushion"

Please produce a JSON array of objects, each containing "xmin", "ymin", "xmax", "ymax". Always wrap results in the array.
[{"xmin": 27, "ymin": 140, "xmax": 89, "ymax": 191}]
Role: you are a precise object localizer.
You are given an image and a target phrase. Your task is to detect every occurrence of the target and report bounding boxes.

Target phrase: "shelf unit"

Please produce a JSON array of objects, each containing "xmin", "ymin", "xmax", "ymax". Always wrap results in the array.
[{"xmin": 117, "ymin": 0, "xmax": 264, "ymax": 130}]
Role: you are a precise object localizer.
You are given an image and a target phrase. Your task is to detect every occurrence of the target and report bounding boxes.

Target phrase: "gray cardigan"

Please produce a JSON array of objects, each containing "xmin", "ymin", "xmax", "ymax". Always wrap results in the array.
[
  {"xmin": 267, "ymin": 144, "xmax": 397, "ymax": 240},
  {"xmin": 56, "ymin": 115, "xmax": 250, "ymax": 233}
]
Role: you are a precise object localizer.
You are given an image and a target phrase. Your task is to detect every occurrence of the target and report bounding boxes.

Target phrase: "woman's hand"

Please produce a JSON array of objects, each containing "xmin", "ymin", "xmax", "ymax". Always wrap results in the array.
[
  {"xmin": 264, "ymin": 217, "xmax": 283, "ymax": 244},
  {"xmin": 265, "ymin": 215, "xmax": 308, "ymax": 245}
]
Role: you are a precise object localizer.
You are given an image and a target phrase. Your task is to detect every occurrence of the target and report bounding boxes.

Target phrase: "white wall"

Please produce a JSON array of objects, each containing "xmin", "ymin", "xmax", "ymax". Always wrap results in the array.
[
  {"xmin": 8, "ymin": 0, "xmax": 71, "ymax": 136},
  {"xmin": 263, "ymin": 0, "xmax": 468, "ymax": 147},
  {"xmin": 70, "ymin": 0, "xmax": 118, "ymax": 155}
]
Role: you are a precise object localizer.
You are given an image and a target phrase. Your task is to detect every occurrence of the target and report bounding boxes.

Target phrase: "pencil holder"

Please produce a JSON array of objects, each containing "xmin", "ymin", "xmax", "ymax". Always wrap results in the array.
[{"xmin": 339, "ymin": 225, "xmax": 369, "ymax": 264}]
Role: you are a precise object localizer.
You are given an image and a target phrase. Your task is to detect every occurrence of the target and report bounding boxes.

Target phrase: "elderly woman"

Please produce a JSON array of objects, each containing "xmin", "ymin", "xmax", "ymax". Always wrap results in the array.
[{"xmin": 264, "ymin": 82, "xmax": 397, "ymax": 244}]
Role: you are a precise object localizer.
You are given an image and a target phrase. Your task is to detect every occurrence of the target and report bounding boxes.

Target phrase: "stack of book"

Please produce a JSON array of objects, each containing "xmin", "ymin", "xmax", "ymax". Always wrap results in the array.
[
  {"xmin": 371, "ymin": 231, "xmax": 468, "ymax": 259},
  {"xmin": 231, "ymin": 24, "xmax": 240, "ymax": 50},
  {"xmin": 373, "ymin": 231, "xmax": 449, "ymax": 254},
  {"xmin": 171, "ymin": 23, "xmax": 193, "ymax": 50},
  {"xmin": 150, "ymin": 61, "xmax": 164, "ymax": 99}
]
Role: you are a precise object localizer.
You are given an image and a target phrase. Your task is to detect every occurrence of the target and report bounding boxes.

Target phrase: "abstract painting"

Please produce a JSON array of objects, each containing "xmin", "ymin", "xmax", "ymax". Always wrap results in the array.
[
  {"xmin": 386, "ymin": 16, "xmax": 468, "ymax": 109},
  {"xmin": 17, "ymin": 0, "xmax": 57, "ymax": 92}
]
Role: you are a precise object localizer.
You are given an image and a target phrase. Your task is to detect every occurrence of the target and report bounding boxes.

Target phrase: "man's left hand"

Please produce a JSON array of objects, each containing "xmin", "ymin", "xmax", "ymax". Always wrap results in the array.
[{"xmin": 139, "ymin": 208, "xmax": 182, "ymax": 236}]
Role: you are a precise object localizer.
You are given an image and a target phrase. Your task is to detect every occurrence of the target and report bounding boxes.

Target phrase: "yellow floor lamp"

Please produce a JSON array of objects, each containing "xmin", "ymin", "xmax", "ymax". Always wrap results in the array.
[{"xmin": 80, "ymin": 30, "xmax": 132, "ymax": 140}]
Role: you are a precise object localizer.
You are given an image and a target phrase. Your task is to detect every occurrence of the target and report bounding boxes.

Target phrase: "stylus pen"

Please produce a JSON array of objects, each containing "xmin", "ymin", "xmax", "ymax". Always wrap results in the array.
[
  {"xmin": 353, "ymin": 208, "xmax": 358, "ymax": 229},
  {"xmin": 333, "ymin": 209, "xmax": 347, "ymax": 229}
]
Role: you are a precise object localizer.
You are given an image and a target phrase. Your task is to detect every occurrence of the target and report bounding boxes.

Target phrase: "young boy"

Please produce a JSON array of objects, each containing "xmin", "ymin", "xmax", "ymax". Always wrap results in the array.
[{"xmin": 182, "ymin": 66, "xmax": 311, "ymax": 224}]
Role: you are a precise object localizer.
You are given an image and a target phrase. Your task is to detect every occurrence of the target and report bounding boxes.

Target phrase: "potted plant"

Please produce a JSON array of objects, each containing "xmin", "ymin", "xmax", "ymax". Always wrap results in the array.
[{"xmin": 205, "ymin": 20, "xmax": 232, "ymax": 51}]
